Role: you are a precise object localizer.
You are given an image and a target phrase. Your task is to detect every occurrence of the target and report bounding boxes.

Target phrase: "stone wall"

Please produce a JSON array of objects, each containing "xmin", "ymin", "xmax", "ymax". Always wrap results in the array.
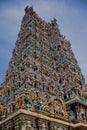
[{"xmin": 0, "ymin": 111, "xmax": 68, "ymax": 130}]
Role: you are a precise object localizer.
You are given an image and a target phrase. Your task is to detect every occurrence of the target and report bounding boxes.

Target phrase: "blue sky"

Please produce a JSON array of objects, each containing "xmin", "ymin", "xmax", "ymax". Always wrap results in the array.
[{"xmin": 0, "ymin": 0, "xmax": 87, "ymax": 83}]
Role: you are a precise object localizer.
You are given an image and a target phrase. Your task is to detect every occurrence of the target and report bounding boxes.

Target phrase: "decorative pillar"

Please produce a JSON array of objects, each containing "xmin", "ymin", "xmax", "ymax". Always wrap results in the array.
[
  {"xmin": 49, "ymin": 122, "xmax": 54, "ymax": 130},
  {"xmin": 1, "ymin": 124, "xmax": 6, "ymax": 130},
  {"xmin": 6, "ymin": 120, "xmax": 13, "ymax": 130},
  {"xmin": 42, "ymin": 123, "xmax": 46, "ymax": 130},
  {"xmin": 68, "ymin": 126, "xmax": 72, "ymax": 130},
  {"xmin": 21, "ymin": 123, "xmax": 26, "ymax": 130},
  {"xmin": 49, "ymin": 122, "xmax": 67, "ymax": 130},
  {"xmin": 39, "ymin": 123, "xmax": 46, "ymax": 130},
  {"xmin": 26, "ymin": 120, "xmax": 34, "ymax": 130},
  {"xmin": 15, "ymin": 124, "xmax": 20, "ymax": 130},
  {"xmin": 14, "ymin": 116, "xmax": 20, "ymax": 130},
  {"xmin": 57, "ymin": 128, "xmax": 64, "ymax": 130},
  {"xmin": 54, "ymin": 126, "xmax": 57, "ymax": 130},
  {"xmin": 19, "ymin": 119, "xmax": 26, "ymax": 130},
  {"xmin": 38, "ymin": 119, "xmax": 48, "ymax": 130},
  {"xmin": 29, "ymin": 117, "xmax": 37, "ymax": 130}
]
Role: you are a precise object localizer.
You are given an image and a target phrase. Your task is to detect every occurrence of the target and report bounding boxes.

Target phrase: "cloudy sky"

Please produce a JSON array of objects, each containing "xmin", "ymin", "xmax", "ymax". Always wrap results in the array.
[{"xmin": 0, "ymin": 0, "xmax": 87, "ymax": 83}]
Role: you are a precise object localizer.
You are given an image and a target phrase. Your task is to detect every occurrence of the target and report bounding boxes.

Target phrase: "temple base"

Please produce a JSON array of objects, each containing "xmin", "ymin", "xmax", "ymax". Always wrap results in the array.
[{"xmin": 0, "ymin": 109, "xmax": 87, "ymax": 130}]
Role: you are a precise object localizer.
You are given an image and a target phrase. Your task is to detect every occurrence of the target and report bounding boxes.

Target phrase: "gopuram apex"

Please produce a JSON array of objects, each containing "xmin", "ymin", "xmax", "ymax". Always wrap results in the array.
[{"xmin": 0, "ymin": 6, "xmax": 87, "ymax": 130}]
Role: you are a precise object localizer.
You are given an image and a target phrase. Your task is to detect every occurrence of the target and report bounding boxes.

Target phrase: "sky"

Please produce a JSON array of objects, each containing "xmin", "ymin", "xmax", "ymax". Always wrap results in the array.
[{"xmin": 0, "ymin": 0, "xmax": 87, "ymax": 83}]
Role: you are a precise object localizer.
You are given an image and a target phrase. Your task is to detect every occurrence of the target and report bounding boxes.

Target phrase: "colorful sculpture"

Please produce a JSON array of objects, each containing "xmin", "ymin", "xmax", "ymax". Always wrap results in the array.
[{"xmin": 0, "ymin": 6, "xmax": 87, "ymax": 124}]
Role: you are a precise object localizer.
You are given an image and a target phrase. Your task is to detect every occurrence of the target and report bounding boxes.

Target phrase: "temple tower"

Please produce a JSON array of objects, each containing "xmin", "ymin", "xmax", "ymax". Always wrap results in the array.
[{"xmin": 0, "ymin": 6, "xmax": 87, "ymax": 130}]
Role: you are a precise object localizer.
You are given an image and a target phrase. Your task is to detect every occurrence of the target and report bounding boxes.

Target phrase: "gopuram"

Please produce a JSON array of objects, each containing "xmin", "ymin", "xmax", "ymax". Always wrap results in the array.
[{"xmin": 0, "ymin": 6, "xmax": 87, "ymax": 130}]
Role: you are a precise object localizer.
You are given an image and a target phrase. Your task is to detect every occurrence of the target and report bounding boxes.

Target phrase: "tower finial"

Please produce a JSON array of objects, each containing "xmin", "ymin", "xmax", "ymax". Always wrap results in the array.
[{"xmin": 25, "ymin": 5, "xmax": 33, "ymax": 14}]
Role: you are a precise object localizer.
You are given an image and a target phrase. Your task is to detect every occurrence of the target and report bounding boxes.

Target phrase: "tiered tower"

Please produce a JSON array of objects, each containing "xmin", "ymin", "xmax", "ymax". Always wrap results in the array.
[{"xmin": 0, "ymin": 6, "xmax": 87, "ymax": 130}]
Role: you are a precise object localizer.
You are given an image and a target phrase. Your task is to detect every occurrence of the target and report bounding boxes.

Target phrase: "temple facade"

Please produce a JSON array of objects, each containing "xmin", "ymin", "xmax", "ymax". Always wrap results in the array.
[{"xmin": 0, "ymin": 6, "xmax": 87, "ymax": 130}]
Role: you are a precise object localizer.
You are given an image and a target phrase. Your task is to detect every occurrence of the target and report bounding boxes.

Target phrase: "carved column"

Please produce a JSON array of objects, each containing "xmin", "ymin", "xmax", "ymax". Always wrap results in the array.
[
  {"xmin": 54, "ymin": 126, "xmax": 58, "ymax": 130},
  {"xmin": 57, "ymin": 128, "xmax": 64, "ymax": 130},
  {"xmin": 67, "ymin": 126, "xmax": 72, "ymax": 130},
  {"xmin": 15, "ymin": 125, "xmax": 20, "ymax": 130},
  {"xmin": 38, "ymin": 119, "xmax": 48, "ymax": 130},
  {"xmin": 49, "ymin": 122, "xmax": 54, "ymax": 130},
  {"xmin": 21, "ymin": 125, "xmax": 26, "ymax": 130},
  {"xmin": 49, "ymin": 122, "xmax": 60, "ymax": 130},
  {"xmin": 39, "ymin": 123, "xmax": 46, "ymax": 130},
  {"xmin": 1, "ymin": 124, "xmax": 7, "ymax": 130},
  {"xmin": 57, "ymin": 126, "xmax": 67, "ymax": 130},
  {"xmin": 49, "ymin": 122, "xmax": 67, "ymax": 130},
  {"xmin": 18, "ymin": 114, "xmax": 36, "ymax": 130},
  {"xmin": 14, "ymin": 116, "xmax": 21, "ymax": 130},
  {"xmin": 20, "ymin": 119, "xmax": 26, "ymax": 130},
  {"xmin": 29, "ymin": 116, "xmax": 37, "ymax": 130},
  {"xmin": 5, "ymin": 120, "xmax": 13, "ymax": 130},
  {"xmin": 13, "ymin": 115, "xmax": 26, "ymax": 130},
  {"xmin": 26, "ymin": 120, "xmax": 34, "ymax": 130}
]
